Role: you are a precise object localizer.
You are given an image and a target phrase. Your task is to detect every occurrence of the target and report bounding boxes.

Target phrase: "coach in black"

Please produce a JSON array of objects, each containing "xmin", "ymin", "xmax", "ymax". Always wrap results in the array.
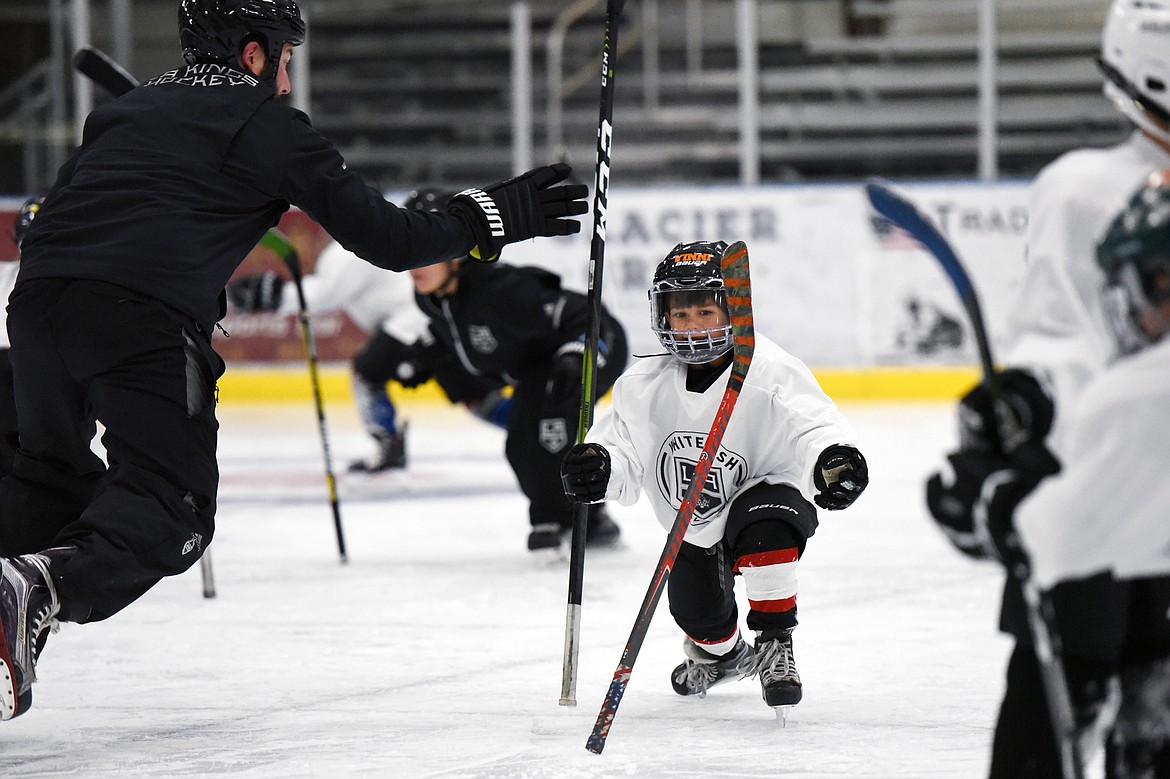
[{"xmin": 0, "ymin": 0, "xmax": 587, "ymax": 721}]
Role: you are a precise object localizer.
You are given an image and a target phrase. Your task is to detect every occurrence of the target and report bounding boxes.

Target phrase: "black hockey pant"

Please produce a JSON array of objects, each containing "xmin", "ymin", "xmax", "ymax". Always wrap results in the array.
[
  {"xmin": 991, "ymin": 573, "xmax": 1170, "ymax": 778},
  {"xmin": 668, "ymin": 482, "xmax": 818, "ymax": 645},
  {"xmin": 504, "ymin": 323, "xmax": 628, "ymax": 530},
  {"xmin": 0, "ymin": 279, "xmax": 222, "ymax": 623}
]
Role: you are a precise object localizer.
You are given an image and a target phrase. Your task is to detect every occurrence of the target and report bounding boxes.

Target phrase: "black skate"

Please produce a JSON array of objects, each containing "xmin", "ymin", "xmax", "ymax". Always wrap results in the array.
[
  {"xmin": 670, "ymin": 636, "xmax": 753, "ymax": 697},
  {"xmin": 527, "ymin": 522, "xmax": 564, "ymax": 551},
  {"xmin": 754, "ymin": 630, "xmax": 803, "ymax": 710},
  {"xmin": 0, "ymin": 553, "xmax": 59, "ymax": 721},
  {"xmin": 348, "ymin": 425, "xmax": 407, "ymax": 473}
]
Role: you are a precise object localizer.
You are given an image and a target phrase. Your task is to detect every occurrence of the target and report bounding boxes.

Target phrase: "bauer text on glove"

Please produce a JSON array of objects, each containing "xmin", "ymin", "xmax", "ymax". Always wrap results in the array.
[
  {"xmin": 561, "ymin": 443, "xmax": 610, "ymax": 504},
  {"xmin": 813, "ymin": 444, "xmax": 868, "ymax": 510},
  {"xmin": 447, "ymin": 163, "xmax": 588, "ymax": 263}
]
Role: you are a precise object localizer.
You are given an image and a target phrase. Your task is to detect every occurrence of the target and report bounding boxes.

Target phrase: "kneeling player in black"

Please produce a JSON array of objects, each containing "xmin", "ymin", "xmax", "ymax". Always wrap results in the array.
[{"xmin": 407, "ymin": 250, "xmax": 629, "ymax": 553}]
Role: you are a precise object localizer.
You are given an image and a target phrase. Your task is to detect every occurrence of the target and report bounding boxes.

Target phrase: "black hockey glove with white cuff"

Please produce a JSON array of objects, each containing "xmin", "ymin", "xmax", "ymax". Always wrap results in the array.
[
  {"xmin": 227, "ymin": 271, "xmax": 284, "ymax": 313},
  {"xmin": 958, "ymin": 368, "xmax": 1054, "ymax": 454},
  {"xmin": 561, "ymin": 443, "xmax": 610, "ymax": 504},
  {"xmin": 447, "ymin": 163, "xmax": 589, "ymax": 263},
  {"xmin": 813, "ymin": 444, "xmax": 868, "ymax": 510}
]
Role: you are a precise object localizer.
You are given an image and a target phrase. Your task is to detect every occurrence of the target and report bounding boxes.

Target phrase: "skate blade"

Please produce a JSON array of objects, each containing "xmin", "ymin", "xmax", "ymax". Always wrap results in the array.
[{"xmin": 772, "ymin": 705, "xmax": 793, "ymax": 727}]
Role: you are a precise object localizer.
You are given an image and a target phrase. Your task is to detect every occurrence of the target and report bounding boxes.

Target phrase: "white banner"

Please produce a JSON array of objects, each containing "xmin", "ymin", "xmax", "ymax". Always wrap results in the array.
[{"xmin": 501, "ymin": 181, "xmax": 1030, "ymax": 367}]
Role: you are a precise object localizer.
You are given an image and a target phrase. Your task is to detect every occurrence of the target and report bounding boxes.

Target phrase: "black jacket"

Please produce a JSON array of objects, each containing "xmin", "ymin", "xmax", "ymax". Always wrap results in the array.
[
  {"xmin": 19, "ymin": 63, "xmax": 473, "ymax": 331},
  {"xmin": 415, "ymin": 261, "xmax": 624, "ymax": 387}
]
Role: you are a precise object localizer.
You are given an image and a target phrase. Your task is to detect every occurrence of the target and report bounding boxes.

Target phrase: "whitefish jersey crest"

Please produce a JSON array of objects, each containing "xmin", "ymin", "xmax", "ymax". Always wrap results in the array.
[{"xmin": 587, "ymin": 334, "xmax": 858, "ymax": 548}]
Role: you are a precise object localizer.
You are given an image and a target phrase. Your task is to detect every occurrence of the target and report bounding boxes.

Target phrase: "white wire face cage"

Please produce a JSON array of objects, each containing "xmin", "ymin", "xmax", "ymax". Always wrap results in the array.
[{"xmin": 648, "ymin": 285, "xmax": 733, "ymax": 365}]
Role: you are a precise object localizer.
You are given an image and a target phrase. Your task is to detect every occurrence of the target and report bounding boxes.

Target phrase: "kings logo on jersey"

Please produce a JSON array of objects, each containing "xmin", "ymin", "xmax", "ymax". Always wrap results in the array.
[{"xmin": 655, "ymin": 432, "xmax": 748, "ymax": 527}]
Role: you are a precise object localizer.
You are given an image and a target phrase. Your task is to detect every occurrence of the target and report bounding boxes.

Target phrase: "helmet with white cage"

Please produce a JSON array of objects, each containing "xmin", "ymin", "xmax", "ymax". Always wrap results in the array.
[
  {"xmin": 1099, "ymin": 0, "xmax": 1170, "ymax": 145},
  {"xmin": 1097, "ymin": 169, "xmax": 1170, "ymax": 353},
  {"xmin": 649, "ymin": 240, "xmax": 733, "ymax": 365}
]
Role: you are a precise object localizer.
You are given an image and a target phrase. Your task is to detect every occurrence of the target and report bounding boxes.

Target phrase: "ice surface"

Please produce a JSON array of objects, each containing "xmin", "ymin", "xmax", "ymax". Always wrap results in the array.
[{"xmin": 0, "ymin": 399, "xmax": 1011, "ymax": 778}]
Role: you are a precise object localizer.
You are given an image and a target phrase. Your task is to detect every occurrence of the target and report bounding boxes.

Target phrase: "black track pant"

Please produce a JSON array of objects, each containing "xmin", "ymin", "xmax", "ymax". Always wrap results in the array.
[{"xmin": 0, "ymin": 279, "xmax": 222, "ymax": 623}]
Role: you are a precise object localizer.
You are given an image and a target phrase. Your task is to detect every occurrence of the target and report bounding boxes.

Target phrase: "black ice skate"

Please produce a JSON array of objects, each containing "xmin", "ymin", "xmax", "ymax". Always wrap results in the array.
[
  {"xmin": 526, "ymin": 522, "xmax": 564, "ymax": 551},
  {"xmin": 0, "ymin": 553, "xmax": 60, "ymax": 721},
  {"xmin": 754, "ymin": 630, "xmax": 803, "ymax": 713},
  {"xmin": 670, "ymin": 636, "xmax": 754, "ymax": 698},
  {"xmin": 348, "ymin": 425, "xmax": 407, "ymax": 473}
]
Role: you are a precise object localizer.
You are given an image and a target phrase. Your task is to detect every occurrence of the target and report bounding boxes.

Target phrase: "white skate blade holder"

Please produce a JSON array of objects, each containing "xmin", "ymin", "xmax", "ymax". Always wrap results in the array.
[{"xmin": 773, "ymin": 705, "xmax": 793, "ymax": 727}]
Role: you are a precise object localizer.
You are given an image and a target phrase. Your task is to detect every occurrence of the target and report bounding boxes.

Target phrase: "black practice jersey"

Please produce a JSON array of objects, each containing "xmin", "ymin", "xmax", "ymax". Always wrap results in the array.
[
  {"xmin": 415, "ymin": 261, "xmax": 621, "ymax": 386},
  {"xmin": 19, "ymin": 63, "xmax": 474, "ymax": 330}
]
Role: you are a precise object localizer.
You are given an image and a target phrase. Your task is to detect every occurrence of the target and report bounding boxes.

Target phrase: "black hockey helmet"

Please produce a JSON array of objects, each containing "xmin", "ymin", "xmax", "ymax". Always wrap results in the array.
[
  {"xmin": 1097, "ymin": 169, "xmax": 1170, "ymax": 352},
  {"xmin": 404, "ymin": 188, "xmax": 452, "ymax": 213},
  {"xmin": 649, "ymin": 240, "xmax": 733, "ymax": 364},
  {"xmin": 179, "ymin": 0, "xmax": 305, "ymax": 79},
  {"xmin": 13, "ymin": 195, "xmax": 44, "ymax": 250}
]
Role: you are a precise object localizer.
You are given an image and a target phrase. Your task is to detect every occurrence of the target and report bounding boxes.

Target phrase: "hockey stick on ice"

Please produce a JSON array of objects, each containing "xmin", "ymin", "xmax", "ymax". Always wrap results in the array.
[
  {"xmin": 71, "ymin": 46, "xmax": 224, "ymax": 596},
  {"xmin": 864, "ymin": 179, "xmax": 1084, "ymax": 779},
  {"xmin": 586, "ymin": 241, "xmax": 754, "ymax": 755},
  {"xmin": 260, "ymin": 230, "xmax": 349, "ymax": 564},
  {"xmin": 561, "ymin": 0, "xmax": 627, "ymax": 709}
]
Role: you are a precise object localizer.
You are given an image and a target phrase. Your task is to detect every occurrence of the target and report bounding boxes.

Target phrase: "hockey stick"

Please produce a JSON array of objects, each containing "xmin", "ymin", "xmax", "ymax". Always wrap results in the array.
[
  {"xmin": 200, "ymin": 548, "xmax": 217, "ymax": 599},
  {"xmin": 864, "ymin": 179, "xmax": 1085, "ymax": 779},
  {"xmin": 586, "ymin": 241, "xmax": 754, "ymax": 755},
  {"xmin": 260, "ymin": 230, "xmax": 349, "ymax": 564},
  {"xmin": 561, "ymin": 0, "xmax": 627, "ymax": 709},
  {"xmin": 73, "ymin": 46, "xmax": 138, "ymax": 97},
  {"xmin": 70, "ymin": 46, "xmax": 226, "ymax": 595}
]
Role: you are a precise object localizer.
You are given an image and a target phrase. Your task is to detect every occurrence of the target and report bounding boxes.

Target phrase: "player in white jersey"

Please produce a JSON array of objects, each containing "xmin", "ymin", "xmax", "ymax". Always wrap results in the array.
[
  {"xmin": 926, "ymin": 4, "xmax": 1170, "ymax": 776},
  {"xmin": 931, "ymin": 171, "xmax": 1170, "ymax": 779},
  {"xmin": 560, "ymin": 240, "xmax": 868, "ymax": 711}
]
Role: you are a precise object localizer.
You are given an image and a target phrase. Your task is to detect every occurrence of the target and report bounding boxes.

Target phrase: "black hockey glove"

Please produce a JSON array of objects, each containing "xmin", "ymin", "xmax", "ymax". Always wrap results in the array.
[
  {"xmin": 447, "ymin": 163, "xmax": 588, "ymax": 263},
  {"xmin": 227, "ymin": 272, "xmax": 284, "ymax": 313},
  {"xmin": 958, "ymin": 368, "xmax": 1054, "ymax": 454},
  {"xmin": 561, "ymin": 443, "xmax": 611, "ymax": 504},
  {"xmin": 393, "ymin": 334, "xmax": 442, "ymax": 389},
  {"xmin": 547, "ymin": 349, "xmax": 584, "ymax": 407},
  {"xmin": 925, "ymin": 443, "xmax": 1060, "ymax": 571},
  {"xmin": 813, "ymin": 444, "xmax": 868, "ymax": 510}
]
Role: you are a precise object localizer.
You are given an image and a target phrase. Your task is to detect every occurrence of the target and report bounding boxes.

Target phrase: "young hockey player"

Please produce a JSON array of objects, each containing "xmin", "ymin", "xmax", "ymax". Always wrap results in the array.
[
  {"xmin": 928, "ymin": 172, "xmax": 1170, "ymax": 778},
  {"xmin": 926, "ymin": 2, "xmax": 1170, "ymax": 774},
  {"xmin": 560, "ymin": 240, "xmax": 868, "ymax": 711},
  {"xmin": 0, "ymin": 0, "xmax": 587, "ymax": 721},
  {"xmin": 407, "ymin": 243, "xmax": 629, "ymax": 553}
]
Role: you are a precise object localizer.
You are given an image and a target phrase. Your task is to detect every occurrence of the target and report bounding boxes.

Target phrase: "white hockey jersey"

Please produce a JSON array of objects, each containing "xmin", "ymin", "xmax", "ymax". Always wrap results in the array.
[
  {"xmin": 1005, "ymin": 131, "xmax": 1170, "ymax": 453},
  {"xmin": 586, "ymin": 335, "xmax": 859, "ymax": 548},
  {"xmin": 1017, "ymin": 336, "xmax": 1170, "ymax": 588},
  {"xmin": 276, "ymin": 241, "xmax": 427, "ymax": 341}
]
